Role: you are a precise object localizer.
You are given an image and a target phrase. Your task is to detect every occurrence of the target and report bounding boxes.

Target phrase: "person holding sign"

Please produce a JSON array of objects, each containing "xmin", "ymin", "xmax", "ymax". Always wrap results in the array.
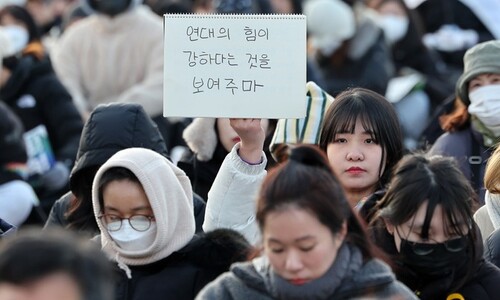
[
  {"xmin": 203, "ymin": 84, "xmax": 404, "ymax": 245},
  {"xmin": 196, "ymin": 145, "xmax": 417, "ymax": 300}
]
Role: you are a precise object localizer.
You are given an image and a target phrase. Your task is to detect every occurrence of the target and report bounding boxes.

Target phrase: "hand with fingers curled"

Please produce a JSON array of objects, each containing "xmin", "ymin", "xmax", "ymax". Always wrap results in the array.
[{"xmin": 229, "ymin": 118, "xmax": 265, "ymax": 165}]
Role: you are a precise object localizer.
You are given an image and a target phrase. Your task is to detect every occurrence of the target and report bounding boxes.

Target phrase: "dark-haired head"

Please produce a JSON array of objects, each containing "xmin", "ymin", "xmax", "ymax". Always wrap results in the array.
[
  {"xmin": 0, "ymin": 227, "xmax": 114, "ymax": 300},
  {"xmin": 0, "ymin": 5, "xmax": 41, "ymax": 43},
  {"xmin": 372, "ymin": 153, "xmax": 478, "ymax": 288},
  {"xmin": 319, "ymin": 88, "xmax": 403, "ymax": 204},
  {"xmin": 256, "ymin": 145, "xmax": 378, "ymax": 279}
]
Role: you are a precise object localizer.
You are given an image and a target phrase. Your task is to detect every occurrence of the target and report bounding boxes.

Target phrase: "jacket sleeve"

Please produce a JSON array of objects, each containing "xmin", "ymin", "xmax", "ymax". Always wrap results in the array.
[
  {"xmin": 43, "ymin": 194, "xmax": 70, "ymax": 229},
  {"xmin": 203, "ymin": 144, "xmax": 266, "ymax": 245}
]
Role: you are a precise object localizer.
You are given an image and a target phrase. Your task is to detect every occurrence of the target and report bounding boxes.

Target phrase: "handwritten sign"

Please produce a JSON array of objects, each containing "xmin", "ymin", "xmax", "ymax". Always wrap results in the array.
[{"xmin": 163, "ymin": 14, "xmax": 307, "ymax": 118}]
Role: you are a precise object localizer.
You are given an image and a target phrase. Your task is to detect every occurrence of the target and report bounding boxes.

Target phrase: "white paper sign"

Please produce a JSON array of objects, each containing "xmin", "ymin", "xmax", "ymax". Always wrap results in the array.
[{"xmin": 163, "ymin": 14, "xmax": 307, "ymax": 118}]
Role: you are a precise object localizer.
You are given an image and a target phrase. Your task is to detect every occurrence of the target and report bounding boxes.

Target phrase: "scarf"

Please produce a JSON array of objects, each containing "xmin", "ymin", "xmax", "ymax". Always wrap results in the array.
[
  {"xmin": 471, "ymin": 116, "xmax": 500, "ymax": 148},
  {"xmin": 485, "ymin": 190, "xmax": 500, "ymax": 229},
  {"xmin": 264, "ymin": 242, "xmax": 363, "ymax": 299}
]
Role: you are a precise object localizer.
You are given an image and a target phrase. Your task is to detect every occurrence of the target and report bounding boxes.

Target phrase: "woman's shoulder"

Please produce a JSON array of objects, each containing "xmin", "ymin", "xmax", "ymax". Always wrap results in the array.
[
  {"xmin": 196, "ymin": 260, "xmax": 271, "ymax": 300},
  {"xmin": 338, "ymin": 258, "xmax": 418, "ymax": 299},
  {"xmin": 459, "ymin": 261, "xmax": 500, "ymax": 299},
  {"xmin": 429, "ymin": 127, "xmax": 473, "ymax": 156}
]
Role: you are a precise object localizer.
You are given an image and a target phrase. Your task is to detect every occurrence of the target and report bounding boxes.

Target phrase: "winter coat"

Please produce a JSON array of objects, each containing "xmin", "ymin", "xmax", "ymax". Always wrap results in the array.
[
  {"xmin": 52, "ymin": 1, "xmax": 164, "ymax": 117},
  {"xmin": 317, "ymin": 18, "xmax": 394, "ymax": 96},
  {"xmin": 0, "ymin": 55, "xmax": 83, "ymax": 173},
  {"xmin": 0, "ymin": 102, "xmax": 26, "ymax": 175},
  {"xmin": 484, "ymin": 227, "xmax": 500, "ymax": 268},
  {"xmin": 203, "ymin": 143, "xmax": 267, "ymax": 245},
  {"xmin": 196, "ymin": 245, "xmax": 418, "ymax": 300},
  {"xmin": 110, "ymin": 229, "xmax": 252, "ymax": 300},
  {"xmin": 370, "ymin": 224, "xmax": 500, "ymax": 300},
  {"xmin": 415, "ymin": 0, "xmax": 496, "ymax": 70},
  {"xmin": 43, "ymin": 103, "xmax": 205, "ymax": 234},
  {"xmin": 429, "ymin": 127, "xmax": 492, "ymax": 202}
]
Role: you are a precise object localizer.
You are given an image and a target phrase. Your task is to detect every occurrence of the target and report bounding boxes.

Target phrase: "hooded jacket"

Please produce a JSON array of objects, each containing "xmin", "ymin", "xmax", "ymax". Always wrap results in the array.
[
  {"xmin": 92, "ymin": 148, "xmax": 252, "ymax": 300},
  {"xmin": 0, "ymin": 55, "xmax": 83, "ymax": 172},
  {"xmin": 44, "ymin": 103, "xmax": 205, "ymax": 234},
  {"xmin": 52, "ymin": 0, "xmax": 163, "ymax": 117}
]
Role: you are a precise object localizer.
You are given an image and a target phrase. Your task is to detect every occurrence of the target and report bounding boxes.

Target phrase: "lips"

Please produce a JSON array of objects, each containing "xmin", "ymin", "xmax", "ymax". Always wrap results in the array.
[
  {"xmin": 232, "ymin": 137, "xmax": 241, "ymax": 143},
  {"xmin": 346, "ymin": 166, "xmax": 366, "ymax": 174}
]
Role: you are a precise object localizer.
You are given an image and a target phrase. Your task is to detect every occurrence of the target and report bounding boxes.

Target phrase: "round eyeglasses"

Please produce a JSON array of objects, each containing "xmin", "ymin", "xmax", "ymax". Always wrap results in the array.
[
  {"xmin": 406, "ymin": 236, "xmax": 467, "ymax": 256},
  {"xmin": 99, "ymin": 214, "xmax": 154, "ymax": 232}
]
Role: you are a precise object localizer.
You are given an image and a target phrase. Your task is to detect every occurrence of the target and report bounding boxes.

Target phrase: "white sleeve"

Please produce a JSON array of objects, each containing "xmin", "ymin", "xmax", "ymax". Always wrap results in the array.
[{"xmin": 203, "ymin": 143, "xmax": 266, "ymax": 245}]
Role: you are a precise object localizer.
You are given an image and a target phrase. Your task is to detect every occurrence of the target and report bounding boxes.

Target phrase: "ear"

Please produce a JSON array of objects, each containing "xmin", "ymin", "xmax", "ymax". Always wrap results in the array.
[{"xmin": 383, "ymin": 218, "xmax": 395, "ymax": 236}]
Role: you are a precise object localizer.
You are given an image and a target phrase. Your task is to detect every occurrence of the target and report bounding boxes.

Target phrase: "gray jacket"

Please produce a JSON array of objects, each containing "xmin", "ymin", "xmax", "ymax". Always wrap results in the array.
[{"xmin": 196, "ymin": 256, "xmax": 418, "ymax": 300}]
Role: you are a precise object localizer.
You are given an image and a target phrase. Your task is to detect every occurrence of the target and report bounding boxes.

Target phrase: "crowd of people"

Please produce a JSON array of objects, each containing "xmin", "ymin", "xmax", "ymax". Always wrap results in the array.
[{"xmin": 1, "ymin": 0, "xmax": 500, "ymax": 299}]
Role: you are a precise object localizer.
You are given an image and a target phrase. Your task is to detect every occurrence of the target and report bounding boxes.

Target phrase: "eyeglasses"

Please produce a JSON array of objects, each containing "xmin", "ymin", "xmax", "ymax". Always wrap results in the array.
[
  {"xmin": 99, "ymin": 214, "xmax": 155, "ymax": 232},
  {"xmin": 405, "ymin": 236, "xmax": 467, "ymax": 256}
]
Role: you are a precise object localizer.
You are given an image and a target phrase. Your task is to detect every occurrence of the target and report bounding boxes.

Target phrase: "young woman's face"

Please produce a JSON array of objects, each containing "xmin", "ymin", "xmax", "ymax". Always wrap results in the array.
[
  {"xmin": 263, "ymin": 207, "xmax": 345, "ymax": 285},
  {"xmin": 326, "ymin": 118, "xmax": 384, "ymax": 205},
  {"xmin": 102, "ymin": 179, "xmax": 153, "ymax": 219},
  {"xmin": 386, "ymin": 202, "xmax": 469, "ymax": 251},
  {"xmin": 468, "ymin": 73, "xmax": 500, "ymax": 93}
]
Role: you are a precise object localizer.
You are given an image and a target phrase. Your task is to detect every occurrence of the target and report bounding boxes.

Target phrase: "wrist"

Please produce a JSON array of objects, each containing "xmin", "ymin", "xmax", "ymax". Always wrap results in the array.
[{"xmin": 237, "ymin": 148, "xmax": 263, "ymax": 165}]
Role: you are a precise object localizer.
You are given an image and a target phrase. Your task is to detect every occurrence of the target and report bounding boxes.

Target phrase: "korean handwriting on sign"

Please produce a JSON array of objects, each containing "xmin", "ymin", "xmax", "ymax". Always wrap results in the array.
[
  {"xmin": 246, "ymin": 53, "xmax": 271, "ymax": 69},
  {"xmin": 183, "ymin": 51, "xmax": 239, "ymax": 67},
  {"xmin": 186, "ymin": 26, "xmax": 231, "ymax": 41},
  {"xmin": 244, "ymin": 26, "xmax": 269, "ymax": 41},
  {"xmin": 192, "ymin": 77, "xmax": 264, "ymax": 95}
]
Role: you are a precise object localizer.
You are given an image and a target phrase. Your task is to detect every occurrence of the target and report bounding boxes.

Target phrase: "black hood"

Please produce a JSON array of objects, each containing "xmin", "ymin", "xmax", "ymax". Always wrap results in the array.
[
  {"xmin": 69, "ymin": 102, "xmax": 168, "ymax": 192},
  {"xmin": 0, "ymin": 56, "xmax": 53, "ymax": 103}
]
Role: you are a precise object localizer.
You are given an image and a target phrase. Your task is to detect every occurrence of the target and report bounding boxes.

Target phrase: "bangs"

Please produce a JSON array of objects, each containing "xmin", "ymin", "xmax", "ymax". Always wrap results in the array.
[
  {"xmin": 328, "ymin": 106, "xmax": 380, "ymax": 142},
  {"xmin": 442, "ymin": 205, "xmax": 471, "ymax": 237}
]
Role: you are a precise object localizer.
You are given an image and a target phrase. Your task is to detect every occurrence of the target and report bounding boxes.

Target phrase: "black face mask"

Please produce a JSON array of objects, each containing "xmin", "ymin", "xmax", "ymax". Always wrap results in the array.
[
  {"xmin": 89, "ymin": 0, "xmax": 131, "ymax": 16},
  {"xmin": 399, "ymin": 236, "xmax": 468, "ymax": 278}
]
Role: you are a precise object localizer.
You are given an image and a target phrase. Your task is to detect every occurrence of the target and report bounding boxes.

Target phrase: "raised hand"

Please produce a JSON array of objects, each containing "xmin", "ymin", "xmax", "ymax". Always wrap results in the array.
[{"xmin": 230, "ymin": 118, "xmax": 265, "ymax": 164}]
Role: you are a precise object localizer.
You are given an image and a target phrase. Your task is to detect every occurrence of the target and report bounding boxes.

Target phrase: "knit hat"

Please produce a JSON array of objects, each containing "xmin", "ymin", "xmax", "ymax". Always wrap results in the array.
[
  {"xmin": 456, "ymin": 40, "xmax": 500, "ymax": 106},
  {"xmin": 182, "ymin": 118, "xmax": 218, "ymax": 161},
  {"xmin": 269, "ymin": 81, "xmax": 334, "ymax": 162},
  {"xmin": 303, "ymin": 0, "xmax": 355, "ymax": 55},
  {"xmin": 92, "ymin": 148, "xmax": 195, "ymax": 268}
]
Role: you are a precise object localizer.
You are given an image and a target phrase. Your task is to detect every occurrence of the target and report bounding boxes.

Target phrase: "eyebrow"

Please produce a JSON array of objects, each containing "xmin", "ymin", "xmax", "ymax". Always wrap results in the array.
[
  {"xmin": 104, "ymin": 206, "xmax": 152, "ymax": 212},
  {"xmin": 268, "ymin": 236, "xmax": 315, "ymax": 244}
]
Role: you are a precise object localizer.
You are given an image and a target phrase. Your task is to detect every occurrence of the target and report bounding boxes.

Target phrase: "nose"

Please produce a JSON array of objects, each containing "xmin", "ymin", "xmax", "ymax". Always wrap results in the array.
[
  {"xmin": 284, "ymin": 250, "xmax": 304, "ymax": 272},
  {"xmin": 346, "ymin": 147, "xmax": 364, "ymax": 161}
]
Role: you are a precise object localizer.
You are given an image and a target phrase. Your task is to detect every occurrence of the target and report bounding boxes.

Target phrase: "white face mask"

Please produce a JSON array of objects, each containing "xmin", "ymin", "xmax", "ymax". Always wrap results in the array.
[
  {"xmin": 468, "ymin": 84, "xmax": 500, "ymax": 137},
  {"xmin": 2, "ymin": 25, "xmax": 29, "ymax": 54},
  {"xmin": 108, "ymin": 221, "xmax": 157, "ymax": 252},
  {"xmin": 378, "ymin": 15, "xmax": 409, "ymax": 44}
]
